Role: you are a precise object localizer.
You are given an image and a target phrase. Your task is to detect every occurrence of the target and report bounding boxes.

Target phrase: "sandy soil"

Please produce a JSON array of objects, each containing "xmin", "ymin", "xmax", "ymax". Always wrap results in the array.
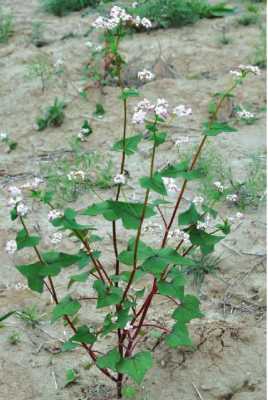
[{"xmin": 0, "ymin": 0, "xmax": 266, "ymax": 399}]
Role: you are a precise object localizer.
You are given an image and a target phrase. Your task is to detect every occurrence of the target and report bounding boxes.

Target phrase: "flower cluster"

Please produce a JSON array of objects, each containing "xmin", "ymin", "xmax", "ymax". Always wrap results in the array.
[
  {"xmin": 193, "ymin": 196, "xmax": 204, "ymax": 206},
  {"xmin": 213, "ymin": 181, "xmax": 225, "ymax": 192},
  {"xmin": 5, "ymin": 239, "xmax": 17, "ymax": 255},
  {"xmin": 168, "ymin": 229, "xmax": 191, "ymax": 245},
  {"xmin": 230, "ymin": 64, "xmax": 261, "ymax": 78},
  {"xmin": 132, "ymin": 98, "xmax": 192, "ymax": 125},
  {"xmin": 137, "ymin": 69, "xmax": 155, "ymax": 82},
  {"xmin": 50, "ymin": 232, "xmax": 63, "ymax": 244},
  {"xmin": 67, "ymin": 170, "xmax": 86, "ymax": 181},
  {"xmin": 226, "ymin": 193, "xmax": 238, "ymax": 202},
  {"xmin": 236, "ymin": 108, "xmax": 255, "ymax": 120},
  {"xmin": 163, "ymin": 177, "xmax": 179, "ymax": 193},
  {"xmin": 7, "ymin": 186, "xmax": 29, "ymax": 217},
  {"xmin": 114, "ymin": 174, "xmax": 127, "ymax": 185},
  {"xmin": 0, "ymin": 132, "xmax": 8, "ymax": 142},
  {"xmin": 92, "ymin": 6, "xmax": 152, "ymax": 31},
  {"xmin": 48, "ymin": 209, "xmax": 63, "ymax": 222}
]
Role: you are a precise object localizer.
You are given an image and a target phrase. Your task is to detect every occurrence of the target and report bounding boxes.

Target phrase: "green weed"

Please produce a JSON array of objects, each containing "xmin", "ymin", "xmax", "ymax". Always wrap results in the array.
[
  {"xmin": 41, "ymin": 0, "xmax": 100, "ymax": 17},
  {"xmin": 0, "ymin": 9, "xmax": 13, "ymax": 43},
  {"xmin": 8, "ymin": 331, "xmax": 21, "ymax": 345},
  {"xmin": 130, "ymin": 0, "xmax": 235, "ymax": 29},
  {"xmin": 36, "ymin": 98, "xmax": 66, "ymax": 131}
]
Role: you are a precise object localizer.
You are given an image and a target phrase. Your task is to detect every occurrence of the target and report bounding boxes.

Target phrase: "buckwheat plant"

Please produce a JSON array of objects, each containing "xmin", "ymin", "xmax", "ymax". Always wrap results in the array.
[{"xmin": 4, "ymin": 6, "xmax": 261, "ymax": 399}]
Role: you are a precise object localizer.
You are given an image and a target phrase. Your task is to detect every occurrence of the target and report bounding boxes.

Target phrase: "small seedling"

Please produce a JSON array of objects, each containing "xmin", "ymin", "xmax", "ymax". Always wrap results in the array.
[
  {"xmin": 16, "ymin": 305, "xmax": 45, "ymax": 328},
  {"xmin": 8, "ymin": 331, "xmax": 21, "ymax": 345},
  {"xmin": 0, "ymin": 8, "xmax": 13, "ymax": 44},
  {"xmin": 36, "ymin": 98, "xmax": 66, "ymax": 131},
  {"xmin": 185, "ymin": 252, "xmax": 222, "ymax": 289},
  {"xmin": 0, "ymin": 132, "xmax": 17, "ymax": 153},
  {"xmin": 25, "ymin": 55, "xmax": 53, "ymax": 93},
  {"xmin": 93, "ymin": 103, "xmax": 105, "ymax": 118},
  {"xmin": 65, "ymin": 368, "xmax": 79, "ymax": 386}
]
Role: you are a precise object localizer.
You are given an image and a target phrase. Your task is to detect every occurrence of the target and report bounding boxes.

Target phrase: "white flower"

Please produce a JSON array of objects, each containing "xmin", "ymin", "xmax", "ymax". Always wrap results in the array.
[
  {"xmin": 0, "ymin": 132, "xmax": 8, "ymax": 141},
  {"xmin": 230, "ymin": 65, "xmax": 261, "ymax": 78},
  {"xmin": 163, "ymin": 177, "xmax": 179, "ymax": 193},
  {"xmin": 5, "ymin": 240, "xmax": 17, "ymax": 255},
  {"xmin": 141, "ymin": 17, "xmax": 152, "ymax": 29},
  {"xmin": 230, "ymin": 70, "xmax": 243, "ymax": 78},
  {"xmin": 85, "ymin": 41, "xmax": 93, "ymax": 48},
  {"xmin": 67, "ymin": 170, "xmax": 86, "ymax": 181},
  {"xmin": 132, "ymin": 109, "xmax": 147, "ymax": 124},
  {"xmin": 138, "ymin": 69, "xmax": 155, "ymax": 81},
  {"xmin": 95, "ymin": 45, "xmax": 103, "ymax": 52},
  {"xmin": 48, "ymin": 209, "xmax": 63, "ymax": 222},
  {"xmin": 132, "ymin": 2, "xmax": 138, "ymax": 8},
  {"xmin": 155, "ymin": 99, "xmax": 169, "ymax": 119},
  {"xmin": 173, "ymin": 105, "xmax": 192, "ymax": 117},
  {"xmin": 50, "ymin": 232, "xmax": 63, "ymax": 244},
  {"xmin": 238, "ymin": 64, "xmax": 261, "ymax": 76},
  {"xmin": 17, "ymin": 202, "xmax": 29, "ymax": 217},
  {"xmin": 236, "ymin": 212, "xmax": 244, "ymax": 220},
  {"xmin": 175, "ymin": 136, "xmax": 189, "ymax": 146},
  {"xmin": 114, "ymin": 174, "xmax": 126, "ymax": 185},
  {"xmin": 236, "ymin": 108, "xmax": 255, "ymax": 120},
  {"xmin": 193, "ymin": 196, "xmax": 204, "ymax": 206},
  {"xmin": 226, "ymin": 194, "xmax": 238, "ymax": 202},
  {"xmin": 135, "ymin": 98, "xmax": 154, "ymax": 112},
  {"xmin": 213, "ymin": 181, "xmax": 224, "ymax": 192},
  {"xmin": 168, "ymin": 229, "xmax": 191, "ymax": 244}
]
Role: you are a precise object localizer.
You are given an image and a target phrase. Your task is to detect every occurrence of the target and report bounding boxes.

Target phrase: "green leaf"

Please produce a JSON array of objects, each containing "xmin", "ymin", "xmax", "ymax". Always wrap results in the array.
[
  {"xmin": 16, "ymin": 229, "xmax": 40, "ymax": 250},
  {"xmin": 118, "ymin": 238, "xmax": 154, "ymax": 266},
  {"xmin": 140, "ymin": 173, "xmax": 167, "ymax": 195},
  {"xmin": 93, "ymin": 280, "xmax": 123, "ymax": 308},
  {"xmin": 52, "ymin": 208, "xmax": 95, "ymax": 232},
  {"xmin": 172, "ymin": 295, "xmax": 203, "ymax": 323},
  {"xmin": 81, "ymin": 120, "xmax": 92, "ymax": 136},
  {"xmin": 61, "ymin": 341, "xmax": 79, "ymax": 352},
  {"xmin": 178, "ymin": 203, "xmax": 201, "ymax": 226},
  {"xmin": 189, "ymin": 228, "xmax": 224, "ymax": 254},
  {"xmin": 96, "ymin": 348, "xmax": 121, "ymax": 372},
  {"xmin": 117, "ymin": 351, "xmax": 153, "ymax": 384},
  {"xmin": 160, "ymin": 161, "xmax": 188, "ymax": 178},
  {"xmin": 122, "ymin": 386, "xmax": 137, "ymax": 398},
  {"xmin": 202, "ymin": 121, "xmax": 237, "ymax": 136},
  {"xmin": 142, "ymin": 248, "xmax": 195, "ymax": 276},
  {"xmin": 65, "ymin": 369, "xmax": 78, "ymax": 386},
  {"xmin": 68, "ymin": 325, "xmax": 96, "ymax": 344},
  {"xmin": 158, "ymin": 273, "xmax": 185, "ymax": 300},
  {"xmin": 165, "ymin": 323, "xmax": 192, "ymax": 348},
  {"xmin": 82, "ymin": 201, "xmax": 156, "ymax": 230},
  {"xmin": 113, "ymin": 134, "xmax": 143, "ymax": 156},
  {"xmin": 51, "ymin": 296, "xmax": 81, "ymax": 323},
  {"xmin": 148, "ymin": 131, "xmax": 167, "ymax": 146},
  {"xmin": 16, "ymin": 251, "xmax": 82, "ymax": 293},
  {"xmin": 119, "ymin": 88, "xmax": 140, "ymax": 100},
  {"xmin": 216, "ymin": 220, "xmax": 231, "ymax": 235},
  {"xmin": 68, "ymin": 271, "xmax": 89, "ymax": 288},
  {"xmin": 10, "ymin": 207, "xmax": 18, "ymax": 221}
]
